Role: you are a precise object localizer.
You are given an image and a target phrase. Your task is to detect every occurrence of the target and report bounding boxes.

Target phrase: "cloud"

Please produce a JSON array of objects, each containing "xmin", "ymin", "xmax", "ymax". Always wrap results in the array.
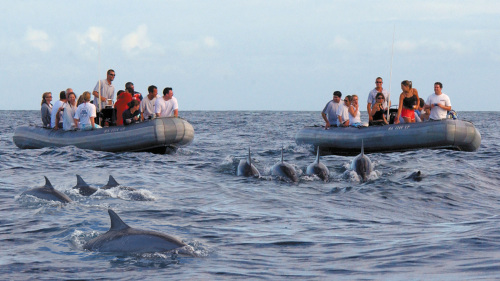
[
  {"xmin": 329, "ymin": 36, "xmax": 352, "ymax": 51},
  {"xmin": 177, "ymin": 36, "xmax": 219, "ymax": 56},
  {"xmin": 121, "ymin": 24, "xmax": 152, "ymax": 54},
  {"xmin": 25, "ymin": 27, "xmax": 53, "ymax": 52}
]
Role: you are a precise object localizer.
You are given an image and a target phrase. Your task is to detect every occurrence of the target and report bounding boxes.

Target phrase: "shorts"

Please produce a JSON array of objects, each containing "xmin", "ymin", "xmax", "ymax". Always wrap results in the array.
[{"xmin": 401, "ymin": 108, "xmax": 415, "ymax": 120}]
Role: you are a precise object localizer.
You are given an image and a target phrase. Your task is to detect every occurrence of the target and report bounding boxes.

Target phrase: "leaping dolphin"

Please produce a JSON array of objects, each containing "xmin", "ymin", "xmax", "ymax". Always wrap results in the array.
[
  {"xmin": 83, "ymin": 209, "xmax": 187, "ymax": 253},
  {"xmin": 350, "ymin": 140, "xmax": 373, "ymax": 182},
  {"xmin": 22, "ymin": 176, "xmax": 72, "ymax": 203},
  {"xmin": 73, "ymin": 175, "xmax": 98, "ymax": 196},
  {"xmin": 271, "ymin": 147, "xmax": 299, "ymax": 182},
  {"xmin": 101, "ymin": 175, "xmax": 135, "ymax": 191},
  {"xmin": 237, "ymin": 148, "xmax": 260, "ymax": 177},
  {"xmin": 306, "ymin": 146, "xmax": 329, "ymax": 181}
]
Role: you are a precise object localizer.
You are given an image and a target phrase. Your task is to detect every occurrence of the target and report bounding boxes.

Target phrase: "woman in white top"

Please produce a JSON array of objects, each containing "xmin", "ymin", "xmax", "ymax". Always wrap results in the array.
[
  {"xmin": 74, "ymin": 91, "xmax": 99, "ymax": 130},
  {"xmin": 348, "ymin": 95, "xmax": 362, "ymax": 127},
  {"xmin": 336, "ymin": 95, "xmax": 351, "ymax": 127}
]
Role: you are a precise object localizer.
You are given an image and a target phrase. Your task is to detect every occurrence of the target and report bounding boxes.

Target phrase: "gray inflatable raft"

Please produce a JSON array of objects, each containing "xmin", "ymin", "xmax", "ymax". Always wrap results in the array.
[
  {"xmin": 295, "ymin": 119, "xmax": 481, "ymax": 155},
  {"xmin": 13, "ymin": 117, "xmax": 194, "ymax": 154}
]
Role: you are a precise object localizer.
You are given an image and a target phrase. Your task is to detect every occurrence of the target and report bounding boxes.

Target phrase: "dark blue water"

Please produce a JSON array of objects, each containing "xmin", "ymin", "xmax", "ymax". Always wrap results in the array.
[{"xmin": 1, "ymin": 110, "xmax": 498, "ymax": 280}]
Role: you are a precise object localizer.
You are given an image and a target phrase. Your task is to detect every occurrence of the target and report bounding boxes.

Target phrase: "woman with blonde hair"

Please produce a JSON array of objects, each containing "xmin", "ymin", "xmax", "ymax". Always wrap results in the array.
[
  {"xmin": 74, "ymin": 91, "xmax": 100, "ymax": 130},
  {"xmin": 41, "ymin": 92, "xmax": 53, "ymax": 127}
]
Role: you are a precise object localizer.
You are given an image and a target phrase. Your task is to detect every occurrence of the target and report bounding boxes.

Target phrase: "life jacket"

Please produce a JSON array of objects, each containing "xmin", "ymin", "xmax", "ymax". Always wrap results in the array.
[{"xmin": 114, "ymin": 92, "xmax": 133, "ymax": 126}]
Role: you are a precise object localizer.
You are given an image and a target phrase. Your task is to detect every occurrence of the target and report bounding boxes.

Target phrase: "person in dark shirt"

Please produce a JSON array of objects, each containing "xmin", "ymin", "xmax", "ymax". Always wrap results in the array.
[
  {"xmin": 123, "ymin": 99, "xmax": 141, "ymax": 126},
  {"xmin": 369, "ymin": 92, "xmax": 388, "ymax": 125}
]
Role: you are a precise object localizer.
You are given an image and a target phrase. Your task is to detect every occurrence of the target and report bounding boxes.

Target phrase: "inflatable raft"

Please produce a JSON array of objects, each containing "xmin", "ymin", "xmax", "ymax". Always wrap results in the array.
[
  {"xmin": 295, "ymin": 119, "xmax": 481, "ymax": 155},
  {"xmin": 13, "ymin": 117, "xmax": 194, "ymax": 154}
]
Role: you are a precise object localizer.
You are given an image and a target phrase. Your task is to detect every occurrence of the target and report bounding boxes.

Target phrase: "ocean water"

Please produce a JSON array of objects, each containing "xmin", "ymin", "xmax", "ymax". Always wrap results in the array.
[{"xmin": 0, "ymin": 110, "xmax": 498, "ymax": 280}]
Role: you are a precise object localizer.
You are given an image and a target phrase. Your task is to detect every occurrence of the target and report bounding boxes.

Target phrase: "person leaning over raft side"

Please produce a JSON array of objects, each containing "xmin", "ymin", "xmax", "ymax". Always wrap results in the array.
[
  {"xmin": 155, "ymin": 87, "xmax": 178, "ymax": 118},
  {"xmin": 40, "ymin": 92, "xmax": 53, "ymax": 128},
  {"xmin": 140, "ymin": 85, "xmax": 158, "ymax": 121},
  {"xmin": 348, "ymin": 95, "xmax": 362, "ymax": 127},
  {"xmin": 54, "ymin": 92, "xmax": 77, "ymax": 131},
  {"xmin": 74, "ymin": 91, "xmax": 100, "ymax": 130},
  {"xmin": 337, "ymin": 95, "xmax": 351, "ymax": 127},
  {"xmin": 123, "ymin": 100, "xmax": 141, "ymax": 126},
  {"xmin": 367, "ymin": 77, "xmax": 390, "ymax": 124},
  {"xmin": 51, "ymin": 91, "xmax": 67, "ymax": 129},
  {"xmin": 321, "ymin": 91, "xmax": 343, "ymax": 129},
  {"xmin": 395, "ymin": 80, "xmax": 419, "ymax": 124},
  {"xmin": 423, "ymin": 82, "xmax": 452, "ymax": 121},
  {"xmin": 92, "ymin": 69, "xmax": 116, "ymax": 112},
  {"xmin": 369, "ymin": 92, "xmax": 389, "ymax": 125}
]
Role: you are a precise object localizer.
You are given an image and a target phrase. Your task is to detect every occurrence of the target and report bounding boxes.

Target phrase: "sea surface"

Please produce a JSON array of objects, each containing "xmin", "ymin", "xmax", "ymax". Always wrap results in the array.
[{"xmin": 0, "ymin": 110, "xmax": 499, "ymax": 280}]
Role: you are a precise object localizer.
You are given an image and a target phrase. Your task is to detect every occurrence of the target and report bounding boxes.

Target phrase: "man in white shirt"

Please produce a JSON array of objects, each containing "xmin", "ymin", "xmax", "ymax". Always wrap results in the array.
[
  {"xmin": 50, "ymin": 91, "xmax": 67, "ymax": 128},
  {"xmin": 424, "ymin": 82, "xmax": 452, "ymax": 121},
  {"xmin": 140, "ymin": 85, "xmax": 158, "ymax": 120},
  {"xmin": 92, "ymin": 69, "xmax": 116, "ymax": 111},
  {"xmin": 321, "ymin": 91, "xmax": 343, "ymax": 128},
  {"xmin": 155, "ymin": 87, "xmax": 179, "ymax": 118}
]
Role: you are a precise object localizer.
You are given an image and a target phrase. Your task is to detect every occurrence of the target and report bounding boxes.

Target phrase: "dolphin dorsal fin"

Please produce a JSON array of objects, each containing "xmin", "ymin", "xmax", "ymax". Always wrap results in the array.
[
  {"xmin": 247, "ymin": 147, "xmax": 252, "ymax": 166},
  {"xmin": 281, "ymin": 146, "xmax": 284, "ymax": 163},
  {"xmin": 44, "ymin": 176, "xmax": 54, "ymax": 189},
  {"xmin": 107, "ymin": 175, "xmax": 119, "ymax": 187},
  {"xmin": 76, "ymin": 175, "xmax": 89, "ymax": 187},
  {"xmin": 108, "ymin": 209, "xmax": 130, "ymax": 231},
  {"xmin": 315, "ymin": 146, "xmax": 320, "ymax": 164}
]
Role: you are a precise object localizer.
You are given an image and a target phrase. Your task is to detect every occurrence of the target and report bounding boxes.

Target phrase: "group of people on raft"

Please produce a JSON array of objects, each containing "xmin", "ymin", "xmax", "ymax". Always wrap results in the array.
[
  {"xmin": 40, "ymin": 69, "xmax": 179, "ymax": 131},
  {"xmin": 321, "ymin": 77, "xmax": 452, "ymax": 129}
]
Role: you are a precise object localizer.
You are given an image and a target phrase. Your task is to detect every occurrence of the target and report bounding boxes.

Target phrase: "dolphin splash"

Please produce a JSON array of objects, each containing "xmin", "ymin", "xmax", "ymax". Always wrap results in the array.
[
  {"xmin": 237, "ymin": 148, "xmax": 260, "ymax": 177},
  {"xmin": 306, "ymin": 146, "xmax": 329, "ymax": 181},
  {"xmin": 84, "ymin": 209, "xmax": 187, "ymax": 253},
  {"xmin": 271, "ymin": 147, "xmax": 298, "ymax": 182},
  {"xmin": 73, "ymin": 175, "xmax": 98, "ymax": 196},
  {"xmin": 22, "ymin": 176, "xmax": 72, "ymax": 203},
  {"xmin": 350, "ymin": 140, "xmax": 373, "ymax": 182}
]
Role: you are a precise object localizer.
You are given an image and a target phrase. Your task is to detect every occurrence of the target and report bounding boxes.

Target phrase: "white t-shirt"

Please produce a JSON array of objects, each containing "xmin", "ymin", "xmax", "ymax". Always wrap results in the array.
[
  {"xmin": 74, "ymin": 102, "xmax": 97, "ymax": 128},
  {"xmin": 93, "ymin": 79, "xmax": 115, "ymax": 111},
  {"xmin": 155, "ymin": 96, "xmax": 178, "ymax": 117},
  {"xmin": 322, "ymin": 100, "xmax": 343, "ymax": 126},
  {"xmin": 51, "ymin": 100, "xmax": 65, "ymax": 127},
  {"xmin": 348, "ymin": 105, "xmax": 361, "ymax": 124},
  {"xmin": 62, "ymin": 103, "xmax": 77, "ymax": 131},
  {"xmin": 336, "ymin": 103, "xmax": 349, "ymax": 125},
  {"xmin": 367, "ymin": 88, "xmax": 390, "ymax": 109},
  {"xmin": 140, "ymin": 96, "xmax": 157, "ymax": 119},
  {"xmin": 426, "ymin": 93, "xmax": 451, "ymax": 120}
]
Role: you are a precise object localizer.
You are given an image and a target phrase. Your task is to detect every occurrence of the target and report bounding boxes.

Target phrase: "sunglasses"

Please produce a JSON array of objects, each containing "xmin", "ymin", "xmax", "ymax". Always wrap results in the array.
[
  {"xmin": 377, "ymin": 97, "xmax": 384, "ymax": 99},
  {"xmin": 108, "ymin": 73, "xmax": 115, "ymax": 76}
]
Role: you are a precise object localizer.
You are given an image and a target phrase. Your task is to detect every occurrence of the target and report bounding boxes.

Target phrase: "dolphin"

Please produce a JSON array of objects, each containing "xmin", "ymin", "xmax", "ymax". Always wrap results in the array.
[
  {"xmin": 83, "ymin": 209, "xmax": 187, "ymax": 253},
  {"xmin": 406, "ymin": 170, "xmax": 423, "ymax": 181},
  {"xmin": 101, "ymin": 175, "xmax": 135, "ymax": 191},
  {"xmin": 22, "ymin": 176, "xmax": 72, "ymax": 203},
  {"xmin": 271, "ymin": 147, "xmax": 299, "ymax": 182},
  {"xmin": 306, "ymin": 146, "xmax": 329, "ymax": 181},
  {"xmin": 237, "ymin": 148, "xmax": 260, "ymax": 177},
  {"xmin": 73, "ymin": 175, "xmax": 98, "ymax": 196},
  {"xmin": 350, "ymin": 140, "xmax": 373, "ymax": 182}
]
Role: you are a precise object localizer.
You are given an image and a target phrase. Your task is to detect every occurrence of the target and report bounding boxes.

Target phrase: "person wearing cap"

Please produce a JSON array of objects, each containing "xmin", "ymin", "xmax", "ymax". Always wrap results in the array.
[
  {"xmin": 125, "ymin": 82, "xmax": 143, "ymax": 101},
  {"xmin": 155, "ymin": 87, "xmax": 178, "ymax": 118},
  {"xmin": 321, "ymin": 91, "xmax": 344, "ymax": 129},
  {"xmin": 367, "ymin": 77, "xmax": 390, "ymax": 123}
]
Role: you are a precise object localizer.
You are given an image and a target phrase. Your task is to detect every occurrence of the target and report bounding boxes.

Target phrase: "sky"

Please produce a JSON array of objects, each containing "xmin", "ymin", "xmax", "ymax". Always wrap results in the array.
[{"xmin": 1, "ymin": 0, "xmax": 499, "ymax": 111}]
